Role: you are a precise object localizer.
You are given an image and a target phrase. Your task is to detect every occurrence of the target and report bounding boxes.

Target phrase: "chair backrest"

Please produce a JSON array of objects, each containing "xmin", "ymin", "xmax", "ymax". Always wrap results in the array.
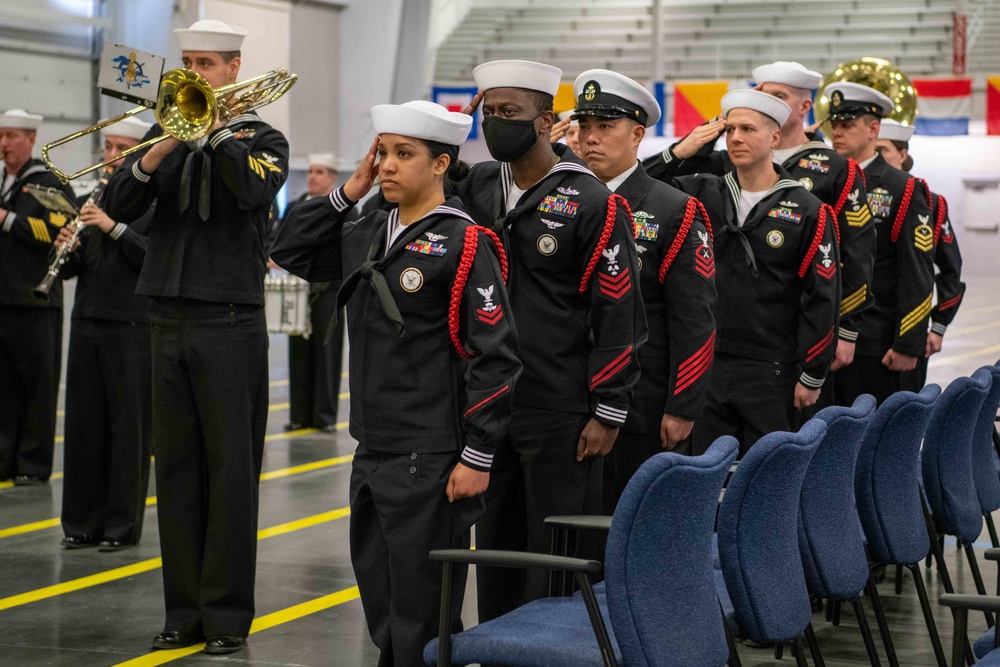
[
  {"xmin": 972, "ymin": 363, "xmax": 1000, "ymax": 513},
  {"xmin": 855, "ymin": 385, "xmax": 940, "ymax": 565},
  {"xmin": 798, "ymin": 394, "xmax": 877, "ymax": 600},
  {"xmin": 921, "ymin": 370, "xmax": 992, "ymax": 544},
  {"xmin": 716, "ymin": 419, "xmax": 825, "ymax": 644},
  {"xmin": 605, "ymin": 436, "xmax": 738, "ymax": 667}
]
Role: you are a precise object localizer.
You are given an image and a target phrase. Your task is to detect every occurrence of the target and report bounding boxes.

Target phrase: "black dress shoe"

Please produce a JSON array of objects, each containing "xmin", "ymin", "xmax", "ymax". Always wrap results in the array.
[
  {"xmin": 61, "ymin": 535, "xmax": 99, "ymax": 549},
  {"xmin": 98, "ymin": 539, "xmax": 132, "ymax": 552},
  {"xmin": 13, "ymin": 475, "xmax": 47, "ymax": 486},
  {"xmin": 151, "ymin": 631, "xmax": 203, "ymax": 650},
  {"xmin": 283, "ymin": 422, "xmax": 305, "ymax": 432},
  {"xmin": 319, "ymin": 423, "xmax": 337, "ymax": 433},
  {"xmin": 204, "ymin": 635, "xmax": 245, "ymax": 654}
]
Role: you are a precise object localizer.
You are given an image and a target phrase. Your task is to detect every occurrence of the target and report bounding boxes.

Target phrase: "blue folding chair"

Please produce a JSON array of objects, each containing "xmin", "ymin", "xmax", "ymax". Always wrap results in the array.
[
  {"xmin": 715, "ymin": 419, "xmax": 826, "ymax": 666},
  {"xmin": 922, "ymin": 370, "xmax": 993, "ymax": 629},
  {"xmin": 797, "ymin": 395, "xmax": 890, "ymax": 666},
  {"xmin": 973, "ymin": 363, "xmax": 1000, "ymax": 548},
  {"xmin": 854, "ymin": 385, "xmax": 945, "ymax": 666},
  {"xmin": 424, "ymin": 436, "xmax": 739, "ymax": 667}
]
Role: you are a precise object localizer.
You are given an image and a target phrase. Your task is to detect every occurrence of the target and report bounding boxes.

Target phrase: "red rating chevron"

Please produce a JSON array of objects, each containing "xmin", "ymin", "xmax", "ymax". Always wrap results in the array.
[
  {"xmin": 598, "ymin": 267, "xmax": 632, "ymax": 300},
  {"xmin": 816, "ymin": 263, "xmax": 837, "ymax": 280},
  {"xmin": 694, "ymin": 251, "xmax": 715, "ymax": 280},
  {"xmin": 476, "ymin": 306, "xmax": 505, "ymax": 326}
]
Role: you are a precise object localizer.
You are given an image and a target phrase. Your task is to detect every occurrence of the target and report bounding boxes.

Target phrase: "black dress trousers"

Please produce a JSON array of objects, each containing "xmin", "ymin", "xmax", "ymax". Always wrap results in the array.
[
  {"xmin": 834, "ymin": 353, "xmax": 904, "ymax": 407},
  {"xmin": 349, "ymin": 444, "xmax": 483, "ymax": 667},
  {"xmin": 475, "ymin": 406, "xmax": 598, "ymax": 623},
  {"xmin": 0, "ymin": 306, "xmax": 61, "ymax": 480},
  {"xmin": 691, "ymin": 353, "xmax": 798, "ymax": 458},
  {"xmin": 288, "ymin": 283, "xmax": 343, "ymax": 428},
  {"xmin": 61, "ymin": 319, "xmax": 152, "ymax": 543},
  {"xmin": 150, "ymin": 299, "xmax": 269, "ymax": 638}
]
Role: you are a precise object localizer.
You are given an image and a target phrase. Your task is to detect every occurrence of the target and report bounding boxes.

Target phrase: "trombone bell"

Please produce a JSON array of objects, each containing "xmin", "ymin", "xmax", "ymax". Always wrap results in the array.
[{"xmin": 154, "ymin": 69, "xmax": 218, "ymax": 142}]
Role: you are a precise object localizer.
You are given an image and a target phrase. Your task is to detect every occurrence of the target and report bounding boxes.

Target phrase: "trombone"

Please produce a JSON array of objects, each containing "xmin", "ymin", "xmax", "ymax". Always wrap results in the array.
[{"xmin": 42, "ymin": 67, "xmax": 297, "ymax": 183}]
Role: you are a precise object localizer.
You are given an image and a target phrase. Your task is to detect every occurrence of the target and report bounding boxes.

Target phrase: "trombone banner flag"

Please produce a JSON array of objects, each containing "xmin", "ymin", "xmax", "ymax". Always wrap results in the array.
[
  {"xmin": 98, "ymin": 43, "xmax": 164, "ymax": 108},
  {"xmin": 911, "ymin": 78, "xmax": 972, "ymax": 135},
  {"xmin": 673, "ymin": 81, "xmax": 727, "ymax": 137}
]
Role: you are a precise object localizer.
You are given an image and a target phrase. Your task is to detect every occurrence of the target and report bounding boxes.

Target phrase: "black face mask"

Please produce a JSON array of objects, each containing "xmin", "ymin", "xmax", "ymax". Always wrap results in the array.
[{"xmin": 481, "ymin": 114, "xmax": 542, "ymax": 163}]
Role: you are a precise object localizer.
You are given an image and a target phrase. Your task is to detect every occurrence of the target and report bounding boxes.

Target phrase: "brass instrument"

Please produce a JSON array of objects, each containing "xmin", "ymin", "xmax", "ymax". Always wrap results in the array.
[
  {"xmin": 33, "ymin": 166, "xmax": 114, "ymax": 299},
  {"xmin": 42, "ymin": 67, "xmax": 297, "ymax": 183},
  {"xmin": 813, "ymin": 57, "xmax": 918, "ymax": 136}
]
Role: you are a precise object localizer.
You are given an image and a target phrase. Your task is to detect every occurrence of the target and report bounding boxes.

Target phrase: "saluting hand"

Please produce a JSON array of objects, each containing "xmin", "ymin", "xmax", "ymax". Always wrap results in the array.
[
  {"xmin": 78, "ymin": 201, "xmax": 115, "ymax": 233},
  {"xmin": 446, "ymin": 462, "xmax": 489, "ymax": 502},
  {"xmin": 576, "ymin": 418, "xmax": 619, "ymax": 462},
  {"xmin": 550, "ymin": 118, "xmax": 571, "ymax": 144},
  {"xmin": 461, "ymin": 91, "xmax": 484, "ymax": 116},
  {"xmin": 54, "ymin": 226, "xmax": 80, "ymax": 252},
  {"xmin": 672, "ymin": 118, "xmax": 726, "ymax": 159},
  {"xmin": 343, "ymin": 137, "xmax": 381, "ymax": 203}
]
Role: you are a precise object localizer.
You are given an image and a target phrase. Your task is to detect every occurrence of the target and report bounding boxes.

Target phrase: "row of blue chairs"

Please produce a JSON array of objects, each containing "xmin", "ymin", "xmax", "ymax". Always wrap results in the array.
[{"xmin": 420, "ymin": 360, "xmax": 1000, "ymax": 667}]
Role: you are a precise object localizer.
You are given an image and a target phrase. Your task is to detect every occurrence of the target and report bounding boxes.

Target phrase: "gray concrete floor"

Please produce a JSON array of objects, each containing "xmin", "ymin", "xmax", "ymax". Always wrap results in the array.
[{"xmin": 1, "ymin": 224, "xmax": 999, "ymax": 666}]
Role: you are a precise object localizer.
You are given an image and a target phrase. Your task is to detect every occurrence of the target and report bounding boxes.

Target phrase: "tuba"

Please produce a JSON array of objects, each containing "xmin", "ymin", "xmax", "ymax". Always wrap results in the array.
[
  {"xmin": 42, "ymin": 67, "xmax": 297, "ymax": 183},
  {"xmin": 813, "ymin": 57, "xmax": 918, "ymax": 135}
]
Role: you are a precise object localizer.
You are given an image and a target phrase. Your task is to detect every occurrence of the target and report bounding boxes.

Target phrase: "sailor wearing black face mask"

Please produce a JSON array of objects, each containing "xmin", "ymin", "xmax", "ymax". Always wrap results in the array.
[{"xmin": 452, "ymin": 59, "xmax": 647, "ymax": 623}]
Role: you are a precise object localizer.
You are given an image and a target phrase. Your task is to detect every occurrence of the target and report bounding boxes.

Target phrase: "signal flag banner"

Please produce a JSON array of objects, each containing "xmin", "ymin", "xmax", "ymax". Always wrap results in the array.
[
  {"xmin": 673, "ymin": 81, "xmax": 727, "ymax": 138},
  {"xmin": 987, "ymin": 77, "xmax": 1000, "ymax": 136},
  {"xmin": 911, "ymin": 78, "xmax": 972, "ymax": 136}
]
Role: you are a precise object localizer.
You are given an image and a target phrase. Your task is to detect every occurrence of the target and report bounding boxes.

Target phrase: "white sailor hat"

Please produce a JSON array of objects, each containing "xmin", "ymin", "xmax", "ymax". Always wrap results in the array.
[
  {"xmin": 823, "ymin": 82, "xmax": 894, "ymax": 120},
  {"xmin": 371, "ymin": 100, "xmax": 473, "ymax": 146},
  {"xmin": 307, "ymin": 153, "xmax": 338, "ymax": 170},
  {"xmin": 752, "ymin": 61, "xmax": 823, "ymax": 91},
  {"xmin": 571, "ymin": 69, "xmax": 661, "ymax": 128},
  {"xmin": 102, "ymin": 116, "xmax": 151, "ymax": 141},
  {"xmin": 0, "ymin": 108, "xmax": 43, "ymax": 130},
  {"xmin": 473, "ymin": 60, "xmax": 562, "ymax": 97},
  {"xmin": 174, "ymin": 19, "xmax": 247, "ymax": 53},
  {"xmin": 878, "ymin": 118, "xmax": 915, "ymax": 143},
  {"xmin": 721, "ymin": 89, "xmax": 792, "ymax": 126}
]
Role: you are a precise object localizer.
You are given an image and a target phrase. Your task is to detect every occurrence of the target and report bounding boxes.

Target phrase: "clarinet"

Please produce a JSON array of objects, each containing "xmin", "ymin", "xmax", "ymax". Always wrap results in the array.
[{"xmin": 33, "ymin": 166, "xmax": 115, "ymax": 299}]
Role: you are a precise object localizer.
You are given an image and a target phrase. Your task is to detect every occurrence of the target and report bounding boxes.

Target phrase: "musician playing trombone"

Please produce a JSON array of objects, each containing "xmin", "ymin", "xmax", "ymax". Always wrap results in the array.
[
  {"xmin": 55, "ymin": 116, "xmax": 154, "ymax": 554},
  {"xmin": 0, "ymin": 109, "xmax": 75, "ymax": 486},
  {"xmin": 102, "ymin": 19, "xmax": 290, "ymax": 656}
]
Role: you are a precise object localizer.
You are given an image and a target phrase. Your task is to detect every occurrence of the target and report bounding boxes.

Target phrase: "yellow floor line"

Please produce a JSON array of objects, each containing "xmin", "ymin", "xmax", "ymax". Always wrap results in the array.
[
  {"xmin": 944, "ymin": 319, "xmax": 1000, "ymax": 337},
  {"xmin": 0, "ymin": 517, "xmax": 63, "ymax": 538},
  {"xmin": 0, "ymin": 506, "xmax": 351, "ymax": 612},
  {"xmin": 111, "ymin": 585, "xmax": 361, "ymax": 667},
  {"xmin": 962, "ymin": 303, "xmax": 1000, "ymax": 316},
  {"xmin": 929, "ymin": 342, "xmax": 1000, "ymax": 369},
  {"xmin": 259, "ymin": 454, "xmax": 354, "ymax": 482},
  {"xmin": 0, "ymin": 471, "xmax": 63, "ymax": 492},
  {"xmin": 0, "ymin": 451, "xmax": 355, "ymax": 539}
]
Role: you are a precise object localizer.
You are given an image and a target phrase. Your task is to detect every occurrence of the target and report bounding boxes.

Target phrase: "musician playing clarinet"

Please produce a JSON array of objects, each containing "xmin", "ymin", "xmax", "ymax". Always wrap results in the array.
[
  {"xmin": 55, "ymin": 116, "xmax": 154, "ymax": 553},
  {"xmin": 102, "ymin": 20, "xmax": 289, "ymax": 655},
  {"xmin": 0, "ymin": 109, "xmax": 75, "ymax": 485}
]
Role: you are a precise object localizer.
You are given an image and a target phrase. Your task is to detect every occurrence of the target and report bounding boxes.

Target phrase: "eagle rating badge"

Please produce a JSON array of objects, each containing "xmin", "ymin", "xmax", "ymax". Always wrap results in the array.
[
  {"xmin": 475, "ymin": 284, "xmax": 504, "ymax": 326},
  {"xmin": 693, "ymin": 230, "xmax": 715, "ymax": 280},
  {"xmin": 815, "ymin": 242, "xmax": 837, "ymax": 280}
]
